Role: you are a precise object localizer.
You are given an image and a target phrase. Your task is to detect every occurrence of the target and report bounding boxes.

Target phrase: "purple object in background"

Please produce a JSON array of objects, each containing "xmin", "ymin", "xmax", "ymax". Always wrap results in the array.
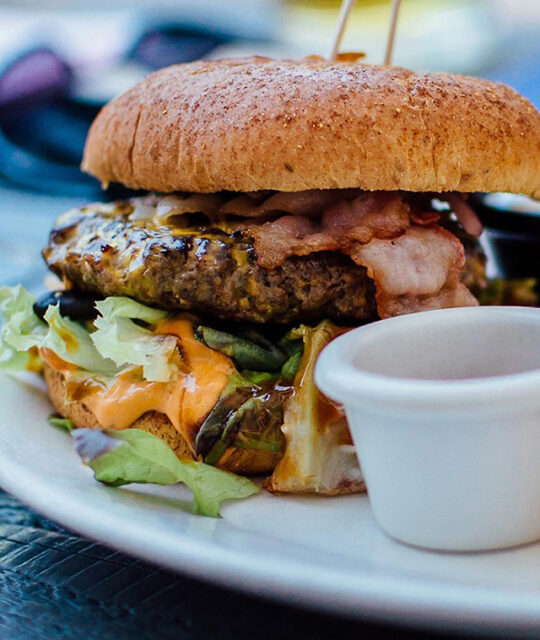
[
  {"xmin": 0, "ymin": 24, "xmax": 237, "ymax": 196},
  {"xmin": 0, "ymin": 48, "xmax": 72, "ymax": 117}
]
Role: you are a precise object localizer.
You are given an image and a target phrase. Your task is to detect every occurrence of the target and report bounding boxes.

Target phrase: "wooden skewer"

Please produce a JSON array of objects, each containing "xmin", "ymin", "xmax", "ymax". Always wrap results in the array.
[
  {"xmin": 383, "ymin": 0, "xmax": 402, "ymax": 66},
  {"xmin": 328, "ymin": 0, "xmax": 357, "ymax": 62}
]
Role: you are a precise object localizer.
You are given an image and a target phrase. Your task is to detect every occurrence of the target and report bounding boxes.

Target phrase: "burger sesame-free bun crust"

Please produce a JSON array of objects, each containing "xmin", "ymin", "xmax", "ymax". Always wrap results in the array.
[
  {"xmin": 82, "ymin": 57, "xmax": 540, "ymax": 198},
  {"xmin": 44, "ymin": 363, "xmax": 280, "ymax": 475}
]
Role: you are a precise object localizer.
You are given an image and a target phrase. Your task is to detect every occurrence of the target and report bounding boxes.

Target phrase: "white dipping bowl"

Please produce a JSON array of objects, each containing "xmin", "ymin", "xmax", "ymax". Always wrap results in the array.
[{"xmin": 315, "ymin": 306, "xmax": 540, "ymax": 552}]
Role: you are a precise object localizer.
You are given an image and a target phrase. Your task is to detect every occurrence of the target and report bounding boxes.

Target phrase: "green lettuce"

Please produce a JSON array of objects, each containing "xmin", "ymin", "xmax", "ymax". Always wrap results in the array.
[
  {"xmin": 193, "ymin": 327, "xmax": 305, "ymax": 463},
  {"xmin": 478, "ymin": 278, "xmax": 538, "ymax": 307},
  {"xmin": 42, "ymin": 304, "xmax": 117, "ymax": 375},
  {"xmin": 195, "ymin": 374, "xmax": 287, "ymax": 465},
  {"xmin": 0, "ymin": 285, "xmax": 46, "ymax": 351},
  {"xmin": 0, "ymin": 285, "xmax": 46, "ymax": 371},
  {"xmin": 0, "ymin": 285, "xmax": 268, "ymax": 516},
  {"xmin": 197, "ymin": 325, "xmax": 288, "ymax": 371},
  {"xmin": 0, "ymin": 287, "xmax": 180, "ymax": 381},
  {"xmin": 0, "ymin": 285, "xmax": 117, "ymax": 375},
  {"xmin": 72, "ymin": 427, "xmax": 259, "ymax": 517},
  {"xmin": 47, "ymin": 414, "xmax": 75, "ymax": 434},
  {"xmin": 92, "ymin": 297, "xmax": 177, "ymax": 382}
]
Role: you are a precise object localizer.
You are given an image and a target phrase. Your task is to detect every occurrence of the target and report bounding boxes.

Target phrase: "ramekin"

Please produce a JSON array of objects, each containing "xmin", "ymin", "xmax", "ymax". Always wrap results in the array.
[{"xmin": 315, "ymin": 306, "xmax": 540, "ymax": 551}]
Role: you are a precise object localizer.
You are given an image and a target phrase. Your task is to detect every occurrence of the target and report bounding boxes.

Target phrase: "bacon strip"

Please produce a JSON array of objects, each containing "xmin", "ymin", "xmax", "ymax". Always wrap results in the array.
[
  {"xmin": 246, "ymin": 192, "xmax": 477, "ymax": 317},
  {"xmin": 351, "ymin": 226, "xmax": 477, "ymax": 317},
  {"xmin": 410, "ymin": 211, "xmax": 441, "ymax": 226},
  {"xmin": 155, "ymin": 194, "xmax": 224, "ymax": 223},
  {"xmin": 129, "ymin": 188, "xmax": 478, "ymax": 319},
  {"xmin": 220, "ymin": 189, "xmax": 360, "ymax": 218},
  {"xmin": 445, "ymin": 193, "xmax": 484, "ymax": 237},
  {"xmin": 322, "ymin": 192, "xmax": 411, "ymax": 246},
  {"xmin": 249, "ymin": 192, "xmax": 410, "ymax": 269},
  {"xmin": 248, "ymin": 216, "xmax": 337, "ymax": 269}
]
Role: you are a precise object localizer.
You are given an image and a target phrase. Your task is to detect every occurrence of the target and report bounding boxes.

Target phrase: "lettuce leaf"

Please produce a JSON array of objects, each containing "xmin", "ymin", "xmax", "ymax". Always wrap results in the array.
[
  {"xmin": 0, "ymin": 285, "xmax": 118, "ymax": 375},
  {"xmin": 194, "ymin": 370, "xmax": 288, "ymax": 464},
  {"xmin": 0, "ymin": 285, "xmax": 46, "ymax": 372},
  {"xmin": 42, "ymin": 305, "xmax": 118, "ymax": 375},
  {"xmin": 280, "ymin": 349, "xmax": 303, "ymax": 380},
  {"xmin": 265, "ymin": 321, "xmax": 365, "ymax": 495},
  {"xmin": 48, "ymin": 414, "xmax": 75, "ymax": 433},
  {"xmin": 91, "ymin": 297, "xmax": 177, "ymax": 382},
  {"xmin": 0, "ymin": 345, "xmax": 36, "ymax": 373},
  {"xmin": 0, "ymin": 285, "xmax": 46, "ymax": 351},
  {"xmin": 197, "ymin": 325, "xmax": 288, "ymax": 371},
  {"xmin": 72, "ymin": 427, "xmax": 259, "ymax": 517}
]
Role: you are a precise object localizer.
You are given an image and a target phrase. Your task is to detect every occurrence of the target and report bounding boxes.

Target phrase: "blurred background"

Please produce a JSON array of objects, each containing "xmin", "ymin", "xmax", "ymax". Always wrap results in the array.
[{"xmin": 0, "ymin": 0, "xmax": 539, "ymax": 290}]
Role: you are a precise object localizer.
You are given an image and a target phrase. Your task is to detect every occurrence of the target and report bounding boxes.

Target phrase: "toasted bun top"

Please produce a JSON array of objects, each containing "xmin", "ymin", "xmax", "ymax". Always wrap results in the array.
[{"xmin": 82, "ymin": 56, "xmax": 540, "ymax": 197}]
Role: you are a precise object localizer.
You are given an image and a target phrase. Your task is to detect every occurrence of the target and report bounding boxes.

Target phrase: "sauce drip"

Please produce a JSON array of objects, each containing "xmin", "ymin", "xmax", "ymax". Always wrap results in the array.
[{"xmin": 42, "ymin": 317, "xmax": 234, "ymax": 449}]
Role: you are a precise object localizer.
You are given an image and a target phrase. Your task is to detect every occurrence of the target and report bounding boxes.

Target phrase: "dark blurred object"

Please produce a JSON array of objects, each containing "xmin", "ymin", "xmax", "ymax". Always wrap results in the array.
[
  {"xmin": 33, "ymin": 289, "xmax": 101, "ymax": 322},
  {"xmin": 474, "ymin": 194, "xmax": 540, "ymax": 283},
  {"xmin": 0, "ymin": 23, "xmax": 242, "ymax": 198},
  {"xmin": 131, "ymin": 23, "xmax": 231, "ymax": 69},
  {"xmin": 478, "ymin": 277, "xmax": 537, "ymax": 307}
]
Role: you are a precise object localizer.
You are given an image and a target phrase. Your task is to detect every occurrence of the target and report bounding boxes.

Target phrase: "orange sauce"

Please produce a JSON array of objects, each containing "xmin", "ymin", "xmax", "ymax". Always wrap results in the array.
[
  {"xmin": 41, "ymin": 347, "xmax": 77, "ymax": 373},
  {"xmin": 43, "ymin": 317, "xmax": 234, "ymax": 448},
  {"xmin": 156, "ymin": 317, "xmax": 233, "ymax": 432},
  {"xmin": 57, "ymin": 327, "xmax": 78, "ymax": 353}
]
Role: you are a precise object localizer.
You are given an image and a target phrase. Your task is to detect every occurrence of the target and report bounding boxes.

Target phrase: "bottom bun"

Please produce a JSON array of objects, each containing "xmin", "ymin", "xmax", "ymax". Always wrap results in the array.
[{"xmin": 43, "ymin": 363, "xmax": 281, "ymax": 475}]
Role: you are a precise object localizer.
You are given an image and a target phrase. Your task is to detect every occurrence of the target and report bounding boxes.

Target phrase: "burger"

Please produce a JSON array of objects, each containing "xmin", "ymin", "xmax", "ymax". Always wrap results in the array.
[{"xmin": 1, "ymin": 57, "xmax": 539, "ymax": 513}]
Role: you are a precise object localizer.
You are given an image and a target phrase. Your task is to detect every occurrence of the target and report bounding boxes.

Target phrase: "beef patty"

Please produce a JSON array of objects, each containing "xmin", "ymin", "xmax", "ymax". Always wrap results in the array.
[{"xmin": 43, "ymin": 202, "xmax": 377, "ymax": 324}]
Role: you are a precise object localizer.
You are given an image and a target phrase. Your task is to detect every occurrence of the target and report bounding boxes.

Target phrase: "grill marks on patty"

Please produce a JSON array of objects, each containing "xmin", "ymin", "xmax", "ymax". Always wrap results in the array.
[{"xmin": 43, "ymin": 204, "xmax": 377, "ymax": 324}]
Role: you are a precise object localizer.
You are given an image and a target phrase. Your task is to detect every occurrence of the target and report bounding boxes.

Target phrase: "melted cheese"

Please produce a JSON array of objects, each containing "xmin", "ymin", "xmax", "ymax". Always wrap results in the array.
[{"xmin": 43, "ymin": 317, "xmax": 234, "ymax": 448}]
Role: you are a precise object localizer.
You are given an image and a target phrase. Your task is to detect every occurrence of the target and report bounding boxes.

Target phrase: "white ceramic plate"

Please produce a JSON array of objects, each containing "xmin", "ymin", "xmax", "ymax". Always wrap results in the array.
[{"xmin": 2, "ymin": 373, "xmax": 540, "ymax": 636}]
